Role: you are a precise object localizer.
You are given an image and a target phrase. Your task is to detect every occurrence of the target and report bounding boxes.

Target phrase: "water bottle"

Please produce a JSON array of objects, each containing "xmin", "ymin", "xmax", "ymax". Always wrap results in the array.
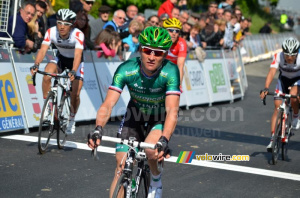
[{"xmin": 131, "ymin": 178, "xmax": 136, "ymax": 198}]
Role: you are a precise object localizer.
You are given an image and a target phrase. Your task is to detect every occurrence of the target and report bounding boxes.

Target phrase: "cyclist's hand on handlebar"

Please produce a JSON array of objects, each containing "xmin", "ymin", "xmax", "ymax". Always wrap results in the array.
[
  {"xmin": 68, "ymin": 70, "xmax": 76, "ymax": 81},
  {"xmin": 87, "ymin": 125, "xmax": 103, "ymax": 150},
  {"xmin": 156, "ymin": 136, "xmax": 171, "ymax": 162},
  {"xmin": 30, "ymin": 64, "xmax": 39, "ymax": 75},
  {"xmin": 260, "ymin": 88, "xmax": 269, "ymax": 99}
]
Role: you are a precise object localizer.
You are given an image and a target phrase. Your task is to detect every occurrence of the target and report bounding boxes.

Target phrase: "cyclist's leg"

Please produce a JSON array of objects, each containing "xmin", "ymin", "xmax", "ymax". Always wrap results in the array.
[
  {"xmin": 109, "ymin": 151, "xmax": 127, "ymax": 198},
  {"xmin": 69, "ymin": 62, "xmax": 84, "ymax": 116},
  {"xmin": 42, "ymin": 62, "xmax": 58, "ymax": 98},
  {"xmin": 109, "ymin": 103, "xmax": 142, "ymax": 198},
  {"xmin": 144, "ymin": 126, "xmax": 164, "ymax": 198},
  {"xmin": 289, "ymin": 82, "xmax": 300, "ymax": 129},
  {"xmin": 70, "ymin": 79, "xmax": 83, "ymax": 115}
]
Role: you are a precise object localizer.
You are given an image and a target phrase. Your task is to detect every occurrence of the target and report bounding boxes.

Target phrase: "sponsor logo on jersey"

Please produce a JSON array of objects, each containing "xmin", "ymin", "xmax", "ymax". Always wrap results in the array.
[
  {"xmin": 75, "ymin": 32, "xmax": 83, "ymax": 46},
  {"xmin": 149, "ymin": 88, "xmax": 162, "ymax": 93},
  {"xmin": 160, "ymin": 71, "xmax": 168, "ymax": 78},
  {"xmin": 125, "ymin": 70, "xmax": 138, "ymax": 76}
]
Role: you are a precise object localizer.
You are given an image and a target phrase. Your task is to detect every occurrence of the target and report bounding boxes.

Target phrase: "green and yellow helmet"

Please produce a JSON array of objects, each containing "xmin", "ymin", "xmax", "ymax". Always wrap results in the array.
[{"xmin": 138, "ymin": 26, "xmax": 173, "ymax": 50}]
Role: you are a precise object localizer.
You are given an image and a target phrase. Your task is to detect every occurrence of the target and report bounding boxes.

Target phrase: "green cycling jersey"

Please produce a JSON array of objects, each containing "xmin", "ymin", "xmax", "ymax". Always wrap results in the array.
[{"xmin": 109, "ymin": 57, "xmax": 181, "ymax": 115}]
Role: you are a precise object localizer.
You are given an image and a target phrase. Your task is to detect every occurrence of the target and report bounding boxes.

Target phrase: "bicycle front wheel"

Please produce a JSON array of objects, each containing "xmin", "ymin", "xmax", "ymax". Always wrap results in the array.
[
  {"xmin": 282, "ymin": 109, "xmax": 292, "ymax": 161},
  {"xmin": 136, "ymin": 164, "xmax": 150, "ymax": 198},
  {"xmin": 113, "ymin": 173, "xmax": 129, "ymax": 198},
  {"xmin": 38, "ymin": 91, "xmax": 55, "ymax": 154},
  {"xmin": 57, "ymin": 94, "xmax": 70, "ymax": 149},
  {"xmin": 272, "ymin": 110, "xmax": 283, "ymax": 165}
]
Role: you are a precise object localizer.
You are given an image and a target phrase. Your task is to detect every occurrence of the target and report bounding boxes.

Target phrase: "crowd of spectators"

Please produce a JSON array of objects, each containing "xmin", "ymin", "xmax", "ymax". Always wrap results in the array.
[{"xmin": 1, "ymin": 0, "xmax": 254, "ymax": 56}]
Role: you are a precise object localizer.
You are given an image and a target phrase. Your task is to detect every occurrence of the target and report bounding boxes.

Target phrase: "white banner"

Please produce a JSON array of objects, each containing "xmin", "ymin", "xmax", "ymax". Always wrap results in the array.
[
  {"xmin": 202, "ymin": 51, "xmax": 232, "ymax": 103},
  {"xmin": 92, "ymin": 52, "xmax": 130, "ymax": 117},
  {"xmin": 0, "ymin": 49, "xmax": 26, "ymax": 132},
  {"xmin": 75, "ymin": 51, "xmax": 103, "ymax": 121},
  {"xmin": 183, "ymin": 59, "xmax": 211, "ymax": 106}
]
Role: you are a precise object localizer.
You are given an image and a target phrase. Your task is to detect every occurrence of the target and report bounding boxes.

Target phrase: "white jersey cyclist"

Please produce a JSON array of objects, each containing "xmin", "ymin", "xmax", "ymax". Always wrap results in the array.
[
  {"xmin": 42, "ymin": 26, "xmax": 85, "ymax": 80},
  {"xmin": 271, "ymin": 50, "xmax": 300, "ymax": 95}
]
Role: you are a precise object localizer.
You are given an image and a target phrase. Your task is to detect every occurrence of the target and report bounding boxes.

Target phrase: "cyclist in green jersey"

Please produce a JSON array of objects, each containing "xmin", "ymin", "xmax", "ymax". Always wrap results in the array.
[{"xmin": 87, "ymin": 26, "xmax": 181, "ymax": 198}]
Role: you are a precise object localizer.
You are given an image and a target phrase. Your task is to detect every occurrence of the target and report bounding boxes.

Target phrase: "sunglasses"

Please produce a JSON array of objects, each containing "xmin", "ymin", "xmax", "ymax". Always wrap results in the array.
[
  {"xmin": 150, "ymin": 20, "xmax": 159, "ymax": 26},
  {"xmin": 86, "ymin": 1, "xmax": 94, "ymax": 5},
  {"xmin": 284, "ymin": 53, "xmax": 298, "ymax": 56},
  {"xmin": 141, "ymin": 46, "xmax": 166, "ymax": 57},
  {"xmin": 167, "ymin": 28, "xmax": 180, "ymax": 34},
  {"xmin": 57, "ymin": 20, "xmax": 73, "ymax": 26}
]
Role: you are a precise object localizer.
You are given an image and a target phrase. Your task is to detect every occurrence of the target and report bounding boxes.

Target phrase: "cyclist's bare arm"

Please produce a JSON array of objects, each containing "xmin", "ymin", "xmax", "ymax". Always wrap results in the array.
[
  {"xmin": 88, "ymin": 90, "xmax": 121, "ymax": 148},
  {"xmin": 177, "ymin": 57, "xmax": 186, "ymax": 84},
  {"xmin": 72, "ymin": 48, "xmax": 83, "ymax": 72},
  {"xmin": 260, "ymin": 67, "xmax": 277, "ymax": 99},
  {"xmin": 157, "ymin": 94, "xmax": 180, "ymax": 159},
  {"xmin": 30, "ymin": 44, "xmax": 49, "ymax": 75}
]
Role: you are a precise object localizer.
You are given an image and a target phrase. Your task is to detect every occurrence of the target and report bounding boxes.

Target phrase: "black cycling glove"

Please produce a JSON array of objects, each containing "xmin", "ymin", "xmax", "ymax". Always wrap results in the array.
[
  {"xmin": 30, "ymin": 63, "xmax": 39, "ymax": 71},
  {"xmin": 88, "ymin": 125, "xmax": 103, "ymax": 143},
  {"xmin": 157, "ymin": 136, "xmax": 171, "ymax": 157},
  {"xmin": 69, "ymin": 70, "xmax": 76, "ymax": 77}
]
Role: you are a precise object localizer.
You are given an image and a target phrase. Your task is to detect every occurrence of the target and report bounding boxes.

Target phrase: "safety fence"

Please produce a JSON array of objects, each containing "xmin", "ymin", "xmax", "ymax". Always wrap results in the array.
[{"xmin": 0, "ymin": 33, "xmax": 293, "ymax": 133}]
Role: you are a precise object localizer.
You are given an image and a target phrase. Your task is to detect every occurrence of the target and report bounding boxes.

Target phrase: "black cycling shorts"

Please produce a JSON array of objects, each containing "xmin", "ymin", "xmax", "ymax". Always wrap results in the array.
[{"xmin": 117, "ymin": 100, "xmax": 166, "ymax": 142}]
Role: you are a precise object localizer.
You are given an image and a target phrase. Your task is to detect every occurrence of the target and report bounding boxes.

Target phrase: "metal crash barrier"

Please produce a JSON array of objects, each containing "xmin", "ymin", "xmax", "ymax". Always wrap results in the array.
[{"xmin": 0, "ymin": 32, "xmax": 294, "ymax": 133}]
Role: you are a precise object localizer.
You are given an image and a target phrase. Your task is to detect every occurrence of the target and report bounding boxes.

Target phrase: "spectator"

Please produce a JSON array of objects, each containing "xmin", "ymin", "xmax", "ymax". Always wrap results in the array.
[
  {"xmin": 74, "ymin": 11, "xmax": 94, "ymax": 50},
  {"xmin": 223, "ymin": 9, "xmax": 232, "ymax": 23},
  {"xmin": 171, "ymin": 7, "xmax": 180, "ymax": 19},
  {"xmin": 186, "ymin": 23, "xmax": 204, "ymax": 50},
  {"xmin": 204, "ymin": 1, "xmax": 218, "ymax": 21},
  {"xmin": 178, "ymin": 0, "xmax": 188, "ymax": 11},
  {"xmin": 178, "ymin": 10, "xmax": 189, "ymax": 24},
  {"xmin": 181, "ymin": 18, "xmax": 193, "ymax": 40},
  {"xmin": 259, "ymin": 21, "xmax": 273, "ymax": 34},
  {"xmin": 27, "ymin": 1, "xmax": 47, "ymax": 52},
  {"xmin": 224, "ymin": 13, "xmax": 238, "ymax": 50},
  {"xmin": 42, "ymin": 0, "xmax": 56, "ymax": 28},
  {"xmin": 94, "ymin": 29, "xmax": 121, "ymax": 58},
  {"xmin": 240, "ymin": 18, "xmax": 251, "ymax": 36},
  {"xmin": 0, "ymin": 1, "xmax": 35, "ymax": 52},
  {"xmin": 244, "ymin": 17, "xmax": 252, "ymax": 34},
  {"xmin": 212, "ymin": 19, "xmax": 226, "ymax": 48},
  {"xmin": 198, "ymin": 14, "xmax": 207, "ymax": 30},
  {"xmin": 159, "ymin": 13, "xmax": 169, "ymax": 27},
  {"xmin": 122, "ymin": 20, "xmax": 144, "ymax": 52},
  {"xmin": 89, "ymin": 5, "xmax": 111, "ymax": 43},
  {"xmin": 218, "ymin": 0, "xmax": 235, "ymax": 12},
  {"xmin": 121, "ymin": 5, "xmax": 138, "ymax": 30},
  {"xmin": 190, "ymin": 12, "xmax": 200, "ymax": 24},
  {"xmin": 83, "ymin": 0, "xmax": 95, "ymax": 21},
  {"xmin": 135, "ymin": 13, "xmax": 146, "ymax": 24},
  {"xmin": 147, "ymin": 15, "xmax": 160, "ymax": 27},
  {"xmin": 158, "ymin": 0, "xmax": 177, "ymax": 18},
  {"xmin": 216, "ymin": 8, "xmax": 224, "ymax": 19},
  {"xmin": 199, "ymin": 18, "xmax": 217, "ymax": 48},
  {"xmin": 103, "ymin": 9, "xmax": 126, "ymax": 33},
  {"xmin": 234, "ymin": 8, "xmax": 242, "ymax": 23},
  {"xmin": 35, "ymin": 0, "xmax": 47, "ymax": 37}
]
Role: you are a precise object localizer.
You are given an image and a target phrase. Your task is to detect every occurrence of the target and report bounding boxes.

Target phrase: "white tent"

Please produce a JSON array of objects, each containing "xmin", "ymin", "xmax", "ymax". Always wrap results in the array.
[{"xmin": 276, "ymin": 0, "xmax": 300, "ymax": 14}]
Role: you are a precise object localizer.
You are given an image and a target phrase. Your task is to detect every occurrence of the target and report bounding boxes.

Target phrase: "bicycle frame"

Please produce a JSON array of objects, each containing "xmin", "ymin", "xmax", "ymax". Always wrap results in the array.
[{"xmin": 277, "ymin": 97, "xmax": 291, "ymax": 143}]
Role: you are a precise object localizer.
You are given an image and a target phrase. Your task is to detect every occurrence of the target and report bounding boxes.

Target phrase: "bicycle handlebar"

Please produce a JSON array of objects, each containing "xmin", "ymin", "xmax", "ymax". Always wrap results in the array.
[
  {"xmin": 101, "ymin": 136, "xmax": 157, "ymax": 150},
  {"xmin": 261, "ymin": 91, "xmax": 299, "ymax": 105},
  {"xmin": 32, "ymin": 70, "xmax": 70, "ymax": 86}
]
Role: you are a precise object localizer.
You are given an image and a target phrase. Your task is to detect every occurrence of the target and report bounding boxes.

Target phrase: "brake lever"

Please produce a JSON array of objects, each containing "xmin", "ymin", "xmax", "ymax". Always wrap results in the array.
[{"xmin": 91, "ymin": 139, "xmax": 99, "ymax": 161}]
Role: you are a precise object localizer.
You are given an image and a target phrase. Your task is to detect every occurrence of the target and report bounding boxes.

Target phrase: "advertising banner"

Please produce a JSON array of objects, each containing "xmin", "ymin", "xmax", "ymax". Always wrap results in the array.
[
  {"xmin": 75, "ymin": 51, "xmax": 103, "ymax": 121},
  {"xmin": 183, "ymin": 59, "xmax": 211, "ymax": 106},
  {"xmin": 202, "ymin": 51, "xmax": 232, "ymax": 103},
  {"xmin": 223, "ymin": 50, "xmax": 243, "ymax": 99},
  {"xmin": 11, "ymin": 49, "xmax": 53, "ymax": 127},
  {"xmin": 92, "ymin": 52, "xmax": 130, "ymax": 117},
  {"xmin": 0, "ymin": 49, "xmax": 25, "ymax": 132}
]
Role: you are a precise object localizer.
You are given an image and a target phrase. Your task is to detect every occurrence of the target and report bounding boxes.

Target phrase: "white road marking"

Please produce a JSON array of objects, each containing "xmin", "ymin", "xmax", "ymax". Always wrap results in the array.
[{"xmin": 2, "ymin": 135, "xmax": 300, "ymax": 182}]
